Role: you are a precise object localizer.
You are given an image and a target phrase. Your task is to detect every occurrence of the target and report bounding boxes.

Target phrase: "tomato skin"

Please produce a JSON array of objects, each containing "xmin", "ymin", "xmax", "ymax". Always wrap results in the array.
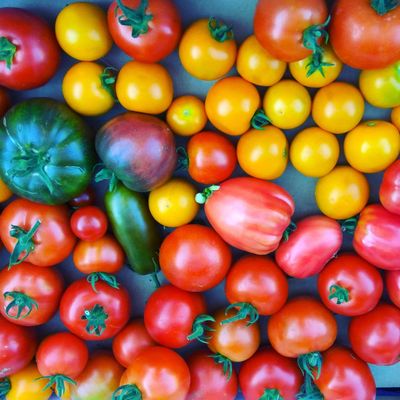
[
  {"xmin": 386, "ymin": 270, "xmax": 400, "ymax": 308},
  {"xmin": 239, "ymin": 348, "xmax": 303, "ymax": 400},
  {"xmin": 318, "ymin": 253, "xmax": 383, "ymax": 316},
  {"xmin": 348, "ymin": 303, "xmax": 400, "ymax": 365},
  {"xmin": 0, "ymin": 87, "xmax": 10, "ymax": 117},
  {"xmin": 70, "ymin": 206, "xmax": 108, "ymax": 241},
  {"xmin": 225, "ymin": 255, "xmax": 288, "ymax": 316},
  {"xmin": 275, "ymin": 215, "xmax": 342, "ymax": 279},
  {"xmin": 108, "ymin": 0, "xmax": 181, "ymax": 63},
  {"xmin": 392, "ymin": 106, "xmax": 400, "ymax": 130},
  {"xmin": 0, "ymin": 178, "xmax": 13, "ymax": 203},
  {"xmin": 380, "ymin": 159, "xmax": 400, "ymax": 215}
]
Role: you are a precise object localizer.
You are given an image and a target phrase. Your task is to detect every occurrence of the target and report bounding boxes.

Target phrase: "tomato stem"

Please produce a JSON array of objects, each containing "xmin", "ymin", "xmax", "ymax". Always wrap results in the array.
[
  {"xmin": 297, "ymin": 352, "xmax": 322, "ymax": 381},
  {"xmin": 187, "ymin": 314, "xmax": 216, "ymax": 344},
  {"xmin": 0, "ymin": 37, "xmax": 16, "ymax": 69},
  {"xmin": 341, "ymin": 217, "xmax": 359, "ymax": 235},
  {"xmin": 100, "ymin": 67, "xmax": 118, "ymax": 101},
  {"xmin": 208, "ymin": 17, "xmax": 234, "ymax": 42},
  {"xmin": 328, "ymin": 284, "xmax": 350, "ymax": 304},
  {"xmin": 370, "ymin": 0, "xmax": 399, "ymax": 15},
  {"xmin": 4, "ymin": 291, "xmax": 38, "ymax": 319},
  {"xmin": 112, "ymin": 384, "xmax": 142, "ymax": 400},
  {"xmin": 283, "ymin": 221, "xmax": 297, "ymax": 241},
  {"xmin": 95, "ymin": 167, "xmax": 119, "ymax": 192},
  {"xmin": 0, "ymin": 377, "xmax": 10, "ymax": 397},
  {"xmin": 220, "ymin": 302, "xmax": 259, "ymax": 326},
  {"xmin": 87, "ymin": 272, "xmax": 120, "ymax": 292},
  {"xmin": 296, "ymin": 374, "xmax": 324, "ymax": 400},
  {"xmin": 36, "ymin": 374, "xmax": 76, "ymax": 397},
  {"xmin": 208, "ymin": 353, "xmax": 233, "ymax": 380},
  {"xmin": 115, "ymin": 0, "xmax": 153, "ymax": 38},
  {"xmin": 251, "ymin": 109, "xmax": 271, "ymax": 130},
  {"xmin": 195, "ymin": 185, "xmax": 220, "ymax": 204},
  {"xmin": 81, "ymin": 303, "xmax": 109, "ymax": 336},
  {"xmin": 149, "ymin": 258, "xmax": 161, "ymax": 288},
  {"xmin": 259, "ymin": 388, "xmax": 284, "ymax": 400}
]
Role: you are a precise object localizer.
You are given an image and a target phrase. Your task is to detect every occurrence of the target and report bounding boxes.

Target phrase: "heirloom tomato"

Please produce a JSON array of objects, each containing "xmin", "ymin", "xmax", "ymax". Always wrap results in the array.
[
  {"xmin": 386, "ymin": 270, "xmax": 400, "ymax": 308},
  {"xmin": 392, "ymin": 106, "xmax": 400, "ymax": 130},
  {"xmin": 0, "ymin": 87, "xmax": 10, "ymax": 117},
  {"xmin": 70, "ymin": 206, "xmax": 108, "ymax": 241}
]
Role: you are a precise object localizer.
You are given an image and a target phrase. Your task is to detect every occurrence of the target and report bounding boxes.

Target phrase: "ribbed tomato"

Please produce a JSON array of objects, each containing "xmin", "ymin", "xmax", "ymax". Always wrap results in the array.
[{"xmin": 380, "ymin": 160, "xmax": 400, "ymax": 215}]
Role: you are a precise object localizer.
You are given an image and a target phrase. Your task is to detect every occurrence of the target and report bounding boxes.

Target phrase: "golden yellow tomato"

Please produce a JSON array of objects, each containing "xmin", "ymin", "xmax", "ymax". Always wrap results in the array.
[
  {"xmin": 312, "ymin": 82, "xmax": 365, "ymax": 134},
  {"xmin": 0, "ymin": 178, "xmax": 13, "ymax": 202},
  {"xmin": 116, "ymin": 61, "xmax": 173, "ymax": 114},
  {"xmin": 344, "ymin": 121, "xmax": 400, "ymax": 173},
  {"xmin": 237, "ymin": 127, "xmax": 288, "ymax": 180},
  {"xmin": 392, "ymin": 106, "xmax": 400, "ymax": 130},
  {"xmin": 290, "ymin": 127, "xmax": 340, "ymax": 177},
  {"xmin": 237, "ymin": 35, "xmax": 286, "ymax": 86},
  {"xmin": 263, "ymin": 80, "xmax": 311, "ymax": 129},
  {"xmin": 166, "ymin": 96, "xmax": 207, "ymax": 136},
  {"xmin": 315, "ymin": 166, "xmax": 370, "ymax": 219}
]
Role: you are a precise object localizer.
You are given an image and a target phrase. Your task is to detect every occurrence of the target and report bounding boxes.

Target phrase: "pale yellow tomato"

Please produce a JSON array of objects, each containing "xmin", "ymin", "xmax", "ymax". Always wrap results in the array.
[{"xmin": 392, "ymin": 106, "xmax": 400, "ymax": 130}]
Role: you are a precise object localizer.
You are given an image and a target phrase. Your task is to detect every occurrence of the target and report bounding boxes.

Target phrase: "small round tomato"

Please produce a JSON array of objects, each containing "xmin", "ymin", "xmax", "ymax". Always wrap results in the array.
[
  {"xmin": 236, "ymin": 35, "xmax": 286, "ymax": 87},
  {"xmin": 148, "ymin": 178, "xmax": 199, "ymax": 227},
  {"xmin": 179, "ymin": 18, "xmax": 236, "ymax": 81},
  {"xmin": 68, "ymin": 186, "xmax": 96, "ymax": 208},
  {"xmin": 344, "ymin": 120, "xmax": 400, "ymax": 173},
  {"xmin": 386, "ymin": 270, "xmax": 400, "ymax": 308},
  {"xmin": 237, "ymin": 127, "xmax": 288, "ymax": 180},
  {"xmin": 312, "ymin": 82, "xmax": 365, "ymax": 134},
  {"xmin": 315, "ymin": 166, "xmax": 369, "ymax": 219},
  {"xmin": 116, "ymin": 61, "xmax": 173, "ymax": 114},
  {"xmin": 70, "ymin": 206, "xmax": 108, "ymax": 241},
  {"xmin": 0, "ymin": 178, "xmax": 13, "ymax": 203},
  {"xmin": 0, "ymin": 87, "xmax": 10, "ymax": 117},
  {"xmin": 392, "ymin": 106, "xmax": 400, "ymax": 130},
  {"xmin": 263, "ymin": 80, "xmax": 311, "ymax": 129},
  {"xmin": 187, "ymin": 131, "xmax": 237, "ymax": 184},
  {"xmin": 55, "ymin": 2, "xmax": 112, "ymax": 61},
  {"xmin": 290, "ymin": 127, "xmax": 339, "ymax": 177},
  {"xmin": 166, "ymin": 96, "xmax": 207, "ymax": 136},
  {"xmin": 205, "ymin": 76, "xmax": 260, "ymax": 136}
]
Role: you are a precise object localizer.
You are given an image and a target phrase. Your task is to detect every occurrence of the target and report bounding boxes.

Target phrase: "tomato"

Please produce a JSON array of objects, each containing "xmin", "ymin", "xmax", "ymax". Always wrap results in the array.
[
  {"xmin": 263, "ymin": 80, "xmax": 311, "ymax": 129},
  {"xmin": 315, "ymin": 166, "xmax": 369, "ymax": 219},
  {"xmin": 267, "ymin": 297, "xmax": 337, "ymax": 358},
  {"xmin": 237, "ymin": 35, "xmax": 286, "ymax": 87},
  {"xmin": 386, "ymin": 270, "xmax": 400, "ymax": 308},
  {"xmin": 0, "ymin": 262, "xmax": 64, "ymax": 326},
  {"xmin": 148, "ymin": 178, "xmax": 199, "ymax": 227},
  {"xmin": 108, "ymin": 0, "xmax": 181, "ymax": 62},
  {"xmin": 312, "ymin": 82, "xmax": 365, "ymax": 134},
  {"xmin": 116, "ymin": 346, "xmax": 190, "ymax": 400},
  {"xmin": 0, "ymin": 178, "xmax": 13, "ymax": 203},
  {"xmin": 59, "ymin": 276, "xmax": 131, "ymax": 340},
  {"xmin": 380, "ymin": 160, "xmax": 400, "ymax": 215},
  {"xmin": 275, "ymin": 215, "xmax": 343, "ymax": 279},
  {"xmin": 344, "ymin": 121, "xmax": 400, "ymax": 173},
  {"xmin": 290, "ymin": 127, "xmax": 340, "ymax": 177},
  {"xmin": 239, "ymin": 348, "xmax": 303, "ymax": 400},
  {"xmin": 144, "ymin": 284, "xmax": 207, "ymax": 348},
  {"xmin": 186, "ymin": 349, "xmax": 238, "ymax": 400},
  {"xmin": 225, "ymin": 255, "xmax": 288, "ymax": 317},
  {"xmin": 205, "ymin": 76, "xmax": 260, "ymax": 136},
  {"xmin": 0, "ymin": 87, "xmax": 10, "ymax": 117},
  {"xmin": 68, "ymin": 186, "xmax": 96, "ymax": 208},
  {"xmin": 318, "ymin": 253, "xmax": 383, "ymax": 316},
  {"xmin": 392, "ymin": 106, "xmax": 400, "ymax": 130},
  {"xmin": 70, "ymin": 206, "xmax": 108, "ymax": 241},
  {"xmin": 73, "ymin": 235, "xmax": 125, "ymax": 275},
  {"xmin": 0, "ymin": 8, "xmax": 60, "ymax": 90},
  {"xmin": 36, "ymin": 332, "xmax": 89, "ymax": 397},
  {"xmin": 112, "ymin": 319, "xmax": 155, "ymax": 368},
  {"xmin": 187, "ymin": 131, "xmax": 237, "ymax": 184},
  {"xmin": 159, "ymin": 224, "xmax": 232, "ymax": 292},
  {"xmin": 237, "ymin": 127, "xmax": 288, "ymax": 180},
  {"xmin": 179, "ymin": 18, "xmax": 237, "ymax": 80},
  {"xmin": 349, "ymin": 303, "xmax": 400, "ymax": 365},
  {"xmin": 116, "ymin": 61, "xmax": 173, "ymax": 114},
  {"xmin": 166, "ymin": 96, "xmax": 207, "ymax": 136},
  {"xmin": 0, "ymin": 199, "xmax": 76, "ymax": 268},
  {"xmin": 0, "ymin": 314, "xmax": 36, "ymax": 378}
]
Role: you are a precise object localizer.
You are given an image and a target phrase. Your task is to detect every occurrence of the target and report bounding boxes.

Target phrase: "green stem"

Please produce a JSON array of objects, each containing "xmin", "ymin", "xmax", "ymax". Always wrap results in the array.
[
  {"xmin": 0, "ymin": 37, "xmax": 16, "ymax": 69},
  {"xmin": 259, "ymin": 388, "xmax": 283, "ymax": 400},
  {"xmin": 328, "ymin": 284, "xmax": 349, "ymax": 305},
  {"xmin": 370, "ymin": 0, "xmax": 399, "ymax": 15},
  {"xmin": 113, "ymin": 384, "xmax": 142, "ymax": 400},
  {"xmin": 195, "ymin": 185, "xmax": 220, "ymax": 204},
  {"xmin": 175, "ymin": 146, "xmax": 189, "ymax": 171},
  {"xmin": 4, "ymin": 291, "xmax": 38, "ymax": 319},
  {"xmin": 115, "ymin": 0, "xmax": 153, "ymax": 38},
  {"xmin": 297, "ymin": 352, "xmax": 322, "ymax": 381},
  {"xmin": 87, "ymin": 272, "xmax": 119, "ymax": 293},
  {"xmin": 283, "ymin": 221, "xmax": 297, "ymax": 242},
  {"xmin": 208, "ymin": 353, "xmax": 233, "ymax": 380},
  {"xmin": 187, "ymin": 314, "xmax": 216, "ymax": 344},
  {"xmin": 81, "ymin": 304, "xmax": 109, "ymax": 336},
  {"xmin": 296, "ymin": 374, "xmax": 324, "ymax": 400},
  {"xmin": 37, "ymin": 374, "xmax": 76, "ymax": 398},
  {"xmin": 100, "ymin": 67, "xmax": 118, "ymax": 101},
  {"xmin": 220, "ymin": 302, "xmax": 259, "ymax": 326},
  {"xmin": 251, "ymin": 109, "xmax": 271, "ymax": 130},
  {"xmin": 0, "ymin": 377, "xmax": 10, "ymax": 397},
  {"xmin": 341, "ymin": 217, "xmax": 359, "ymax": 235},
  {"xmin": 208, "ymin": 17, "xmax": 234, "ymax": 42},
  {"xmin": 95, "ymin": 167, "xmax": 118, "ymax": 192}
]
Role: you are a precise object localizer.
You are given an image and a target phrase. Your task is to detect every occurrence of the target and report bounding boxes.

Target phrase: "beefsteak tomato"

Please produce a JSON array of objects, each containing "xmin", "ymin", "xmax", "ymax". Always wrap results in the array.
[
  {"xmin": 380, "ymin": 159, "xmax": 400, "ymax": 215},
  {"xmin": 386, "ymin": 270, "xmax": 400, "ymax": 308}
]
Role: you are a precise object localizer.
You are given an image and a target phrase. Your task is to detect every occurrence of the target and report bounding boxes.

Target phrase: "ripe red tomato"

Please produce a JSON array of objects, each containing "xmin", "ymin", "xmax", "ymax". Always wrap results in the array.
[
  {"xmin": 0, "ymin": 87, "xmax": 10, "ymax": 117},
  {"xmin": 107, "ymin": 0, "xmax": 181, "ymax": 62},
  {"xmin": 380, "ymin": 159, "xmax": 400, "ymax": 215},
  {"xmin": 159, "ymin": 224, "xmax": 232, "ymax": 292},
  {"xmin": 70, "ymin": 206, "xmax": 108, "ymax": 241},
  {"xmin": 386, "ymin": 270, "xmax": 400, "ymax": 308},
  {"xmin": 348, "ymin": 303, "xmax": 400, "ymax": 365},
  {"xmin": 0, "ymin": 262, "xmax": 64, "ymax": 326},
  {"xmin": 68, "ymin": 186, "xmax": 96, "ymax": 208}
]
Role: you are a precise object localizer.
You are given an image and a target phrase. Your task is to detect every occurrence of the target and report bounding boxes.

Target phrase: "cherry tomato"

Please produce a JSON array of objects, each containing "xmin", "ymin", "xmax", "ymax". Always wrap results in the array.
[
  {"xmin": 68, "ymin": 186, "xmax": 96, "ymax": 208},
  {"xmin": 0, "ymin": 87, "xmax": 10, "ymax": 117},
  {"xmin": 187, "ymin": 131, "xmax": 237, "ymax": 184},
  {"xmin": 70, "ymin": 206, "xmax": 108, "ymax": 241},
  {"xmin": 0, "ymin": 178, "xmax": 13, "ymax": 203},
  {"xmin": 392, "ymin": 106, "xmax": 400, "ymax": 130},
  {"xmin": 386, "ymin": 270, "xmax": 400, "ymax": 308},
  {"xmin": 159, "ymin": 224, "xmax": 232, "ymax": 292}
]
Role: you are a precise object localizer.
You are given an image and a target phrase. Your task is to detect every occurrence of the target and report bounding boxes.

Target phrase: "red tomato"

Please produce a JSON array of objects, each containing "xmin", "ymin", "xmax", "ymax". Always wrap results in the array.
[
  {"xmin": 0, "ymin": 8, "xmax": 60, "ymax": 90},
  {"xmin": 386, "ymin": 270, "xmax": 400, "ymax": 308},
  {"xmin": 317, "ymin": 253, "xmax": 383, "ymax": 316},
  {"xmin": 0, "ymin": 262, "xmax": 64, "ymax": 326},
  {"xmin": 348, "ymin": 303, "xmax": 400, "ymax": 365},
  {"xmin": 330, "ymin": 0, "xmax": 400, "ymax": 69},
  {"xmin": 0, "ymin": 199, "xmax": 76, "ymax": 268},
  {"xmin": 144, "ymin": 284, "xmax": 207, "ymax": 348},
  {"xmin": 159, "ymin": 224, "xmax": 232, "ymax": 292},
  {"xmin": 0, "ymin": 314, "xmax": 36, "ymax": 377},
  {"xmin": 68, "ymin": 186, "xmax": 96, "ymax": 208},
  {"xmin": 0, "ymin": 87, "xmax": 10, "ymax": 117},
  {"xmin": 59, "ymin": 276, "xmax": 131, "ymax": 340},
  {"xmin": 239, "ymin": 348, "xmax": 303, "ymax": 400},
  {"xmin": 198, "ymin": 177, "xmax": 295, "ymax": 255},
  {"xmin": 70, "ymin": 206, "xmax": 108, "ymax": 241},
  {"xmin": 107, "ymin": 0, "xmax": 181, "ymax": 62},
  {"xmin": 380, "ymin": 159, "xmax": 400, "ymax": 215},
  {"xmin": 187, "ymin": 131, "xmax": 237, "ymax": 184},
  {"xmin": 275, "ymin": 215, "xmax": 342, "ymax": 279}
]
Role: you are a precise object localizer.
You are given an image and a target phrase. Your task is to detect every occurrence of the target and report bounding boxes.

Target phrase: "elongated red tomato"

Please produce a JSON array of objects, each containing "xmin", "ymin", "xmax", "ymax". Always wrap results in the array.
[
  {"xmin": 386, "ymin": 270, "xmax": 400, "ymax": 308},
  {"xmin": 275, "ymin": 215, "xmax": 342, "ymax": 278},
  {"xmin": 380, "ymin": 159, "xmax": 400, "ymax": 215}
]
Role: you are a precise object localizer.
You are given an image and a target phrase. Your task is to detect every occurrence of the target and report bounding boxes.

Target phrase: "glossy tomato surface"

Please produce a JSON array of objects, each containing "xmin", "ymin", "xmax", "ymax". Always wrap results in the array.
[
  {"xmin": 380, "ymin": 159, "xmax": 400, "ymax": 215},
  {"xmin": 386, "ymin": 270, "xmax": 400, "ymax": 308}
]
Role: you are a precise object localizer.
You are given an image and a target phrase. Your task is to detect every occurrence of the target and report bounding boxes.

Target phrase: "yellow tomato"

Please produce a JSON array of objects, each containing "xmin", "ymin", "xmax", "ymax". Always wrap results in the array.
[
  {"xmin": 0, "ymin": 178, "xmax": 13, "ymax": 202},
  {"xmin": 290, "ymin": 127, "xmax": 340, "ymax": 177},
  {"xmin": 179, "ymin": 18, "xmax": 237, "ymax": 80},
  {"xmin": 205, "ymin": 76, "xmax": 260, "ymax": 136},
  {"xmin": 148, "ymin": 178, "xmax": 199, "ymax": 227},
  {"xmin": 289, "ymin": 45, "xmax": 343, "ymax": 88},
  {"xmin": 312, "ymin": 82, "xmax": 365, "ymax": 134},
  {"xmin": 344, "ymin": 120, "xmax": 400, "ymax": 173},
  {"xmin": 237, "ymin": 35, "xmax": 286, "ymax": 86},
  {"xmin": 263, "ymin": 80, "xmax": 311, "ymax": 129},
  {"xmin": 166, "ymin": 96, "xmax": 207, "ymax": 136},
  {"xmin": 315, "ymin": 166, "xmax": 370, "ymax": 219},
  {"xmin": 392, "ymin": 106, "xmax": 400, "ymax": 130},
  {"xmin": 237, "ymin": 127, "xmax": 288, "ymax": 180},
  {"xmin": 116, "ymin": 61, "xmax": 173, "ymax": 114},
  {"xmin": 55, "ymin": 2, "xmax": 112, "ymax": 61},
  {"xmin": 62, "ymin": 62, "xmax": 115, "ymax": 116}
]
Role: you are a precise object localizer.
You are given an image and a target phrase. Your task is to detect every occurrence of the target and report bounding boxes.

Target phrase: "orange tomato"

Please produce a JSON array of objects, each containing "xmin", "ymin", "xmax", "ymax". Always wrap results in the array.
[
  {"xmin": 0, "ymin": 178, "xmax": 13, "ymax": 202},
  {"xmin": 391, "ymin": 106, "xmax": 400, "ymax": 130}
]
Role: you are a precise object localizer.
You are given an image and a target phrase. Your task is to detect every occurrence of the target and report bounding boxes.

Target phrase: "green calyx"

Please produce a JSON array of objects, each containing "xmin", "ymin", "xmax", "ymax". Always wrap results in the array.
[
  {"xmin": 283, "ymin": 221, "xmax": 297, "ymax": 242},
  {"xmin": 370, "ymin": 0, "xmax": 399, "ymax": 15},
  {"xmin": 297, "ymin": 352, "xmax": 323, "ymax": 381},
  {"xmin": 37, "ymin": 374, "xmax": 76, "ymax": 397},
  {"xmin": 195, "ymin": 185, "xmax": 220, "ymax": 204},
  {"xmin": 175, "ymin": 146, "xmax": 189, "ymax": 172},
  {"xmin": 251, "ymin": 109, "xmax": 271, "ymax": 130},
  {"xmin": 87, "ymin": 272, "xmax": 120, "ymax": 293},
  {"xmin": 95, "ymin": 167, "xmax": 118, "ymax": 192},
  {"xmin": 259, "ymin": 388, "xmax": 283, "ymax": 400},
  {"xmin": 296, "ymin": 375, "xmax": 324, "ymax": 400},
  {"xmin": 221, "ymin": 302, "xmax": 259, "ymax": 326},
  {"xmin": 115, "ymin": 0, "xmax": 153, "ymax": 38},
  {"xmin": 0, "ymin": 37, "xmax": 16, "ymax": 69},
  {"xmin": 81, "ymin": 303, "xmax": 109, "ymax": 336},
  {"xmin": 341, "ymin": 216, "xmax": 359, "ymax": 235},
  {"xmin": 209, "ymin": 353, "xmax": 233, "ymax": 380},
  {"xmin": 187, "ymin": 314, "xmax": 216, "ymax": 344},
  {"xmin": 328, "ymin": 284, "xmax": 349, "ymax": 305},
  {"xmin": 113, "ymin": 384, "xmax": 142, "ymax": 400},
  {"xmin": 0, "ymin": 377, "xmax": 10, "ymax": 397},
  {"xmin": 208, "ymin": 17, "xmax": 234, "ymax": 42},
  {"xmin": 4, "ymin": 291, "xmax": 38, "ymax": 319},
  {"xmin": 100, "ymin": 67, "xmax": 118, "ymax": 100}
]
